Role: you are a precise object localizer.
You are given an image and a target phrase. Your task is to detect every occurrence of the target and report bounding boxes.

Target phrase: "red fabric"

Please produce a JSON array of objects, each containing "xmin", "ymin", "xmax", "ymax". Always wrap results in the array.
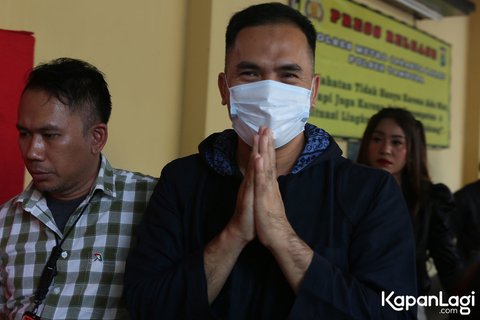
[{"xmin": 0, "ymin": 29, "xmax": 35, "ymax": 204}]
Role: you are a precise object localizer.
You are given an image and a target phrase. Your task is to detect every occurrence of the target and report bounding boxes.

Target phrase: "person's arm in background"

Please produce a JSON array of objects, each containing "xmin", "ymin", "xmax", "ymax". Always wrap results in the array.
[
  {"xmin": 453, "ymin": 183, "xmax": 480, "ymax": 264},
  {"xmin": 0, "ymin": 201, "xmax": 15, "ymax": 318},
  {"xmin": 429, "ymin": 183, "xmax": 464, "ymax": 294},
  {"xmin": 0, "ymin": 268, "xmax": 5, "ymax": 318}
]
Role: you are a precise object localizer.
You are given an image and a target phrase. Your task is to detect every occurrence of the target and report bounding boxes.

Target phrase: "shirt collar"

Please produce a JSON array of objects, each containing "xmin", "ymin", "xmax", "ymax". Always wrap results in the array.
[
  {"xmin": 16, "ymin": 154, "xmax": 115, "ymax": 210},
  {"xmin": 93, "ymin": 154, "xmax": 116, "ymax": 198}
]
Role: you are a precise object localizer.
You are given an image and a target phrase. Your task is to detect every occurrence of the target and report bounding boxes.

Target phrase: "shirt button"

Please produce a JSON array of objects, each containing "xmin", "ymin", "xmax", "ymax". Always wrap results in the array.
[
  {"xmin": 53, "ymin": 287, "xmax": 61, "ymax": 294},
  {"xmin": 61, "ymin": 251, "xmax": 68, "ymax": 259}
]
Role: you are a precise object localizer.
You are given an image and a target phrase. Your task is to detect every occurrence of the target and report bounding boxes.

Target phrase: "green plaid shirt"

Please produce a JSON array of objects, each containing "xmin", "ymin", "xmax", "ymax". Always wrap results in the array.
[{"xmin": 0, "ymin": 155, "xmax": 157, "ymax": 319}]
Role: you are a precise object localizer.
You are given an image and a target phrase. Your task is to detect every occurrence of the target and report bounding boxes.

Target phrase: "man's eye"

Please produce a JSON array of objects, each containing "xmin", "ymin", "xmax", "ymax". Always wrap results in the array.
[
  {"xmin": 44, "ymin": 133, "xmax": 60, "ymax": 139},
  {"xmin": 282, "ymin": 73, "xmax": 298, "ymax": 78},
  {"xmin": 18, "ymin": 131, "xmax": 30, "ymax": 138},
  {"xmin": 240, "ymin": 71, "xmax": 259, "ymax": 78}
]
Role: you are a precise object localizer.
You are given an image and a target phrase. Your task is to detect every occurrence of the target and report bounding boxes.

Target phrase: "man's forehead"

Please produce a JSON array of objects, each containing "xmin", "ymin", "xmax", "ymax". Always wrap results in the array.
[
  {"xmin": 225, "ymin": 23, "xmax": 313, "ymax": 66},
  {"xmin": 233, "ymin": 23, "xmax": 307, "ymax": 44}
]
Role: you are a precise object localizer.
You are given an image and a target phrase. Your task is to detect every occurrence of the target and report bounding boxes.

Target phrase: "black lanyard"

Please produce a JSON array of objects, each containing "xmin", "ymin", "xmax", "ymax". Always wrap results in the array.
[{"xmin": 28, "ymin": 202, "xmax": 89, "ymax": 317}]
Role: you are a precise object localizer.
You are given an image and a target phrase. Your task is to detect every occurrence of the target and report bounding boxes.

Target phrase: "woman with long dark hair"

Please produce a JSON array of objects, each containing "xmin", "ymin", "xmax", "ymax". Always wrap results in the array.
[{"xmin": 357, "ymin": 108, "xmax": 462, "ymax": 318}]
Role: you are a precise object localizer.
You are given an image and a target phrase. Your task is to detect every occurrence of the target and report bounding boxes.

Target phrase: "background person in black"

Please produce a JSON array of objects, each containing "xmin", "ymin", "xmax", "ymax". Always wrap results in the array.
[{"xmin": 357, "ymin": 107, "xmax": 463, "ymax": 319}]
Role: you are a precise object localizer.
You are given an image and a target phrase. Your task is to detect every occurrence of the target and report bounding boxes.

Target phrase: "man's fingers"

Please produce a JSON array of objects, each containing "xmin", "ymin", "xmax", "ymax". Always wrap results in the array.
[{"xmin": 256, "ymin": 128, "xmax": 276, "ymax": 179}]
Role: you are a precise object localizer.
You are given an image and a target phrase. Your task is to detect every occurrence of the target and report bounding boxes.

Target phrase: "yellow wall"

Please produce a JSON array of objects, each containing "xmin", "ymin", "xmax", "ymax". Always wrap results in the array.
[
  {"xmin": 1, "ymin": 0, "xmax": 187, "ymax": 180},
  {"xmin": 417, "ymin": 17, "xmax": 470, "ymax": 190},
  {"xmin": 463, "ymin": 4, "xmax": 480, "ymax": 185},
  {"xmin": 1, "ymin": 0, "xmax": 478, "ymax": 192}
]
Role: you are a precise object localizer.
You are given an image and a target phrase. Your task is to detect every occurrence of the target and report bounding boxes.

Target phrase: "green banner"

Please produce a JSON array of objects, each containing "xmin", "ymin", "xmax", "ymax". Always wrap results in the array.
[{"xmin": 293, "ymin": 0, "xmax": 451, "ymax": 147}]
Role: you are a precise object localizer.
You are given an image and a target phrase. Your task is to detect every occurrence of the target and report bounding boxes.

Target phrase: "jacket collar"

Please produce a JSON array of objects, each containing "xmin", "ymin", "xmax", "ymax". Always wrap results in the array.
[{"xmin": 200, "ymin": 123, "xmax": 332, "ymax": 177}]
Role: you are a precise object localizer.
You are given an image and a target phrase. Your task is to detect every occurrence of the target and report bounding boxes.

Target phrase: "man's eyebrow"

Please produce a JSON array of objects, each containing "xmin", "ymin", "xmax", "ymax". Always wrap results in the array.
[
  {"xmin": 276, "ymin": 63, "xmax": 303, "ymax": 72},
  {"xmin": 16, "ymin": 124, "xmax": 62, "ymax": 132},
  {"xmin": 235, "ymin": 61, "xmax": 260, "ymax": 70},
  {"xmin": 235, "ymin": 62, "xmax": 304, "ymax": 74}
]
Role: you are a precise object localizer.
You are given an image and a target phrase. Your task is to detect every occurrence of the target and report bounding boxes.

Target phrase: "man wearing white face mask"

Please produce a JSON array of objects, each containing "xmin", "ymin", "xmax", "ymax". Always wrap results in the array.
[
  {"xmin": 228, "ymin": 79, "xmax": 313, "ymax": 148},
  {"xmin": 124, "ymin": 3, "xmax": 417, "ymax": 319}
]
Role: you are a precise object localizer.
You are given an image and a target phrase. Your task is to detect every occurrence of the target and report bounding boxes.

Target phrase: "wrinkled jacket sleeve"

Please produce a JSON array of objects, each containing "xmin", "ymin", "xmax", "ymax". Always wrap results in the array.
[
  {"xmin": 428, "ymin": 183, "xmax": 463, "ymax": 293},
  {"xmin": 453, "ymin": 182, "xmax": 480, "ymax": 261},
  {"xmin": 289, "ymin": 170, "xmax": 417, "ymax": 319},
  {"xmin": 124, "ymin": 161, "xmax": 213, "ymax": 319}
]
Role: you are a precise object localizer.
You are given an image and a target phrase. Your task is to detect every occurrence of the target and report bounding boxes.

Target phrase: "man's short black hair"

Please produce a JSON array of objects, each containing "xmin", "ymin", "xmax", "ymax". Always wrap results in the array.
[
  {"xmin": 23, "ymin": 57, "xmax": 112, "ymax": 131},
  {"xmin": 225, "ymin": 2, "xmax": 317, "ymax": 58}
]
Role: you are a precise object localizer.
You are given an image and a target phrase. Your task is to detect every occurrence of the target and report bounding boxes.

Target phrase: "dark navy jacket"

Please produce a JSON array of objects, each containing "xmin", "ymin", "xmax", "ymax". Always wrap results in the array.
[{"xmin": 125, "ymin": 126, "xmax": 417, "ymax": 319}]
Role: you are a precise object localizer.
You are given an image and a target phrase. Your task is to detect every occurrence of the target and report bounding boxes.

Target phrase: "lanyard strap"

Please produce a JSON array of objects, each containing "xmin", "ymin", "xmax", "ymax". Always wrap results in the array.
[{"xmin": 31, "ymin": 202, "xmax": 89, "ymax": 314}]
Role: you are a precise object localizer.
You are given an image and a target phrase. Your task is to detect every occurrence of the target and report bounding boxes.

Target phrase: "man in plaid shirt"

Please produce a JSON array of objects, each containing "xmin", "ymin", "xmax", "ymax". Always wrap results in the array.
[{"xmin": 0, "ymin": 58, "xmax": 157, "ymax": 319}]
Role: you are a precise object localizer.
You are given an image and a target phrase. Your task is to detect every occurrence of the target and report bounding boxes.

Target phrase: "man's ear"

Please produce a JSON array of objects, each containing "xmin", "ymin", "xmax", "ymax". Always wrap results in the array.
[
  {"xmin": 310, "ymin": 74, "xmax": 320, "ymax": 109},
  {"xmin": 89, "ymin": 123, "xmax": 108, "ymax": 154},
  {"xmin": 218, "ymin": 72, "xmax": 228, "ymax": 106}
]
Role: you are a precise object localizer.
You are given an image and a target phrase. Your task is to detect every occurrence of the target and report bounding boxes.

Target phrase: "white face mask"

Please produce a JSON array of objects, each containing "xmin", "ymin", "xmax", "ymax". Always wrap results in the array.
[{"xmin": 228, "ymin": 80, "xmax": 312, "ymax": 148}]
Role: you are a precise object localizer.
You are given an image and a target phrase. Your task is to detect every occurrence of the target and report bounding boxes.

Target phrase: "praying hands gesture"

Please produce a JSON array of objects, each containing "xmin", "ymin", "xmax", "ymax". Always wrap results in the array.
[{"xmin": 204, "ymin": 128, "xmax": 314, "ymax": 304}]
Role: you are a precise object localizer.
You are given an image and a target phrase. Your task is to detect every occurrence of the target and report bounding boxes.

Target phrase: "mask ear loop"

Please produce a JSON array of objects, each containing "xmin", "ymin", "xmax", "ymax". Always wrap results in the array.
[
  {"xmin": 226, "ymin": 79, "xmax": 238, "ymax": 118},
  {"xmin": 220, "ymin": 74, "xmax": 230, "ymax": 106},
  {"xmin": 223, "ymin": 75, "xmax": 238, "ymax": 119},
  {"xmin": 309, "ymin": 78, "xmax": 316, "ymax": 108},
  {"xmin": 224, "ymin": 75, "xmax": 230, "ymax": 89}
]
